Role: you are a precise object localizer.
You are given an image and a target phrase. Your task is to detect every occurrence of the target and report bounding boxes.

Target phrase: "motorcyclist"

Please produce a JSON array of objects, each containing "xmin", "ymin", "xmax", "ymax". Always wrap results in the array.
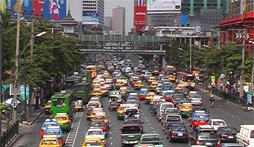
[{"xmin": 210, "ymin": 95, "xmax": 215, "ymax": 106}]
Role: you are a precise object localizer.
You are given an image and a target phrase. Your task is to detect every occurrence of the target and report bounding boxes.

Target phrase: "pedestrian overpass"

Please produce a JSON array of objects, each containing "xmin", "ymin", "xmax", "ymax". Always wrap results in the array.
[{"xmin": 79, "ymin": 34, "xmax": 167, "ymax": 55}]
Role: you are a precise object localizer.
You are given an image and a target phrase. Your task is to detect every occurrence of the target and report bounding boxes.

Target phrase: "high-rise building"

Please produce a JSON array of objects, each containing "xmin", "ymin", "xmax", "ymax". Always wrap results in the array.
[
  {"xmin": 220, "ymin": 0, "xmax": 254, "ymax": 50},
  {"xmin": 81, "ymin": 0, "xmax": 104, "ymax": 26},
  {"xmin": 104, "ymin": 16, "xmax": 112, "ymax": 32},
  {"xmin": 112, "ymin": 6, "xmax": 125, "ymax": 35}
]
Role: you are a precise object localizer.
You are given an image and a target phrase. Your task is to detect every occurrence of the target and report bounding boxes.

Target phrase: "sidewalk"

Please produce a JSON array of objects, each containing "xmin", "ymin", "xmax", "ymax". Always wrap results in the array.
[
  {"xmin": 1, "ymin": 107, "xmax": 44, "ymax": 146},
  {"xmin": 197, "ymin": 85, "xmax": 254, "ymax": 110}
]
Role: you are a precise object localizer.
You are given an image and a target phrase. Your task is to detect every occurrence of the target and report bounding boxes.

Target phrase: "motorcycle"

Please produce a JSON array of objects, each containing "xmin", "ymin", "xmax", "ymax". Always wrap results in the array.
[{"xmin": 210, "ymin": 101, "xmax": 215, "ymax": 108}]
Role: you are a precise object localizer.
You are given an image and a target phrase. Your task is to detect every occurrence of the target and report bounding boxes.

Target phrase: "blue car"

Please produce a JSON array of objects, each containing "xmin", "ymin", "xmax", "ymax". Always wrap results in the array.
[
  {"xmin": 43, "ymin": 126, "xmax": 64, "ymax": 144},
  {"xmin": 41, "ymin": 119, "xmax": 59, "ymax": 138},
  {"xmin": 190, "ymin": 112, "xmax": 210, "ymax": 128}
]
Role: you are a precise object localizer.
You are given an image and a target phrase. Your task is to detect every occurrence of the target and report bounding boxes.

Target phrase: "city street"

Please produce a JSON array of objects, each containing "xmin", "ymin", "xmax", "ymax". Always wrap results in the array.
[{"xmin": 12, "ymin": 67, "xmax": 254, "ymax": 147}]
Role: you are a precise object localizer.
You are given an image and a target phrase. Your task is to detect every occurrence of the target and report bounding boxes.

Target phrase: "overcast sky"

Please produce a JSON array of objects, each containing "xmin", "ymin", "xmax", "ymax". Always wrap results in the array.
[{"xmin": 105, "ymin": 0, "xmax": 134, "ymax": 34}]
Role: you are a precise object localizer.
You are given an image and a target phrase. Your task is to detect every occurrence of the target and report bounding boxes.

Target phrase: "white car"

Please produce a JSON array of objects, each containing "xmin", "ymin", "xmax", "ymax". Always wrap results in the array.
[
  {"xmin": 209, "ymin": 119, "xmax": 227, "ymax": 130},
  {"xmin": 85, "ymin": 127, "xmax": 106, "ymax": 142},
  {"xmin": 124, "ymin": 107, "xmax": 140, "ymax": 119}
]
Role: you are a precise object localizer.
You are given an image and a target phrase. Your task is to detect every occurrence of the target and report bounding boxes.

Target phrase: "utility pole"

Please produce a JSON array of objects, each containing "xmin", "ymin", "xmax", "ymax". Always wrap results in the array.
[
  {"xmin": 12, "ymin": 12, "xmax": 21, "ymax": 123},
  {"xmin": 30, "ymin": 16, "xmax": 34, "ymax": 56},
  {"xmin": 0, "ymin": 13, "xmax": 3, "ymax": 103},
  {"xmin": 189, "ymin": 37, "xmax": 192, "ymax": 73},
  {"xmin": 239, "ymin": 40, "xmax": 245, "ymax": 99}
]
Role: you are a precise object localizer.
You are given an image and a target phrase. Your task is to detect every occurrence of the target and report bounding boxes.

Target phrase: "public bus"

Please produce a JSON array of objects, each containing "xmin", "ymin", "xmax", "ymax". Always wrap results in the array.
[
  {"xmin": 50, "ymin": 91, "xmax": 74, "ymax": 119},
  {"xmin": 177, "ymin": 72, "xmax": 196, "ymax": 89},
  {"xmin": 162, "ymin": 65, "xmax": 177, "ymax": 82},
  {"xmin": 84, "ymin": 65, "xmax": 97, "ymax": 78},
  {"xmin": 72, "ymin": 82, "xmax": 92, "ymax": 104}
]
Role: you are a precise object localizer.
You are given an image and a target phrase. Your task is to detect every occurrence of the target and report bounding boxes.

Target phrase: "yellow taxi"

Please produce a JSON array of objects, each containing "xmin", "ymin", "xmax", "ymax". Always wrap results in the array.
[
  {"xmin": 92, "ymin": 82, "xmax": 100, "ymax": 88},
  {"xmin": 120, "ymin": 87, "xmax": 127, "ymax": 95},
  {"xmin": 133, "ymin": 81, "xmax": 144, "ymax": 90},
  {"xmin": 145, "ymin": 92, "xmax": 155, "ymax": 104},
  {"xmin": 115, "ymin": 80, "xmax": 126, "ymax": 89},
  {"xmin": 91, "ymin": 90, "xmax": 103, "ymax": 97},
  {"xmin": 81, "ymin": 137, "xmax": 105, "ymax": 147},
  {"xmin": 92, "ymin": 112, "xmax": 110, "ymax": 124},
  {"xmin": 168, "ymin": 75, "xmax": 176, "ymax": 82},
  {"xmin": 149, "ymin": 82, "xmax": 158, "ymax": 91},
  {"xmin": 117, "ymin": 104, "xmax": 129, "ymax": 120},
  {"xmin": 44, "ymin": 100, "xmax": 51, "ymax": 115},
  {"xmin": 88, "ymin": 108, "xmax": 104, "ymax": 120},
  {"xmin": 39, "ymin": 137, "xmax": 63, "ymax": 147},
  {"xmin": 54, "ymin": 113, "xmax": 71, "ymax": 132},
  {"xmin": 102, "ymin": 71, "xmax": 109, "ymax": 78},
  {"xmin": 147, "ymin": 76, "xmax": 157, "ymax": 84},
  {"xmin": 178, "ymin": 103, "xmax": 193, "ymax": 117},
  {"xmin": 100, "ymin": 87, "xmax": 109, "ymax": 96}
]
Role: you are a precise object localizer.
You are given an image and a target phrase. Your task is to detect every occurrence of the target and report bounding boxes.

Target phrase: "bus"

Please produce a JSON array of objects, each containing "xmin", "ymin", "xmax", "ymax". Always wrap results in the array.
[
  {"xmin": 72, "ymin": 82, "xmax": 92, "ymax": 104},
  {"xmin": 50, "ymin": 91, "xmax": 74, "ymax": 119},
  {"xmin": 85, "ymin": 65, "xmax": 97, "ymax": 78}
]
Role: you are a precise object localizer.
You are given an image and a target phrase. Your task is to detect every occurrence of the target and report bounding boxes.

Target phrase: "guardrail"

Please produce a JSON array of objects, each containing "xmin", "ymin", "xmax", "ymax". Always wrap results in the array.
[
  {"xmin": 211, "ymin": 88, "xmax": 247, "ymax": 106},
  {"xmin": 0, "ymin": 121, "xmax": 19, "ymax": 147},
  {"xmin": 80, "ymin": 49, "xmax": 166, "ymax": 55}
]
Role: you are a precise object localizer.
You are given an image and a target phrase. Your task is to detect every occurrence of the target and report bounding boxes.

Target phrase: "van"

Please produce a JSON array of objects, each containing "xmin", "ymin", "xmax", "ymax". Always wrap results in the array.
[
  {"xmin": 236, "ymin": 125, "xmax": 254, "ymax": 147},
  {"xmin": 157, "ymin": 102, "xmax": 174, "ymax": 121}
]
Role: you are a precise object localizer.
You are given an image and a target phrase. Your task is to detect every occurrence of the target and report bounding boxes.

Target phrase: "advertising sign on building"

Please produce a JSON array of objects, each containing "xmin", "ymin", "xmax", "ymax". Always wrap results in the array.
[
  {"xmin": 9, "ymin": 0, "xmax": 67, "ymax": 20},
  {"xmin": 134, "ymin": 6, "xmax": 146, "ymax": 32},
  {"xmin": 147, "ymin": 0, "xmax": 181, "ymax": 12},
  {"xmin": 19, "ymin": 85, "xmax": 30, "ymax": 100},
  {"xmin": 82, "ymin": 11, "xmax": 99, "ymax": 24}
]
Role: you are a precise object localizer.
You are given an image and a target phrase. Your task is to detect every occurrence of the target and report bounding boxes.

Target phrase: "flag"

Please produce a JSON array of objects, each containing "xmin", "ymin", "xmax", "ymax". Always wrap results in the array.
[
  {"xmin": 137, "ymin": 0, "xmax": 144, "ymax": 6},
  {"xmin": 0, "ymin": 0, "xmax": 7, "ymax": 13}
]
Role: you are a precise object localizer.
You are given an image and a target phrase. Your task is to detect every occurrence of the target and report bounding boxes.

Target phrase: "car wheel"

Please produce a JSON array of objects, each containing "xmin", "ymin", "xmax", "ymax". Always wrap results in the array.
[{"xmin": 169, "ymin": 135, "xmax": 172, "ymax": 142}]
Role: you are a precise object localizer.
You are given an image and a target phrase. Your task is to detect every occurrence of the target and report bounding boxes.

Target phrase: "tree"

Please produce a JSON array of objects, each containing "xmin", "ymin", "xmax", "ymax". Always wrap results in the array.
[{"xmin": 0, "ymin": 103, "xmax": 10, "ymax": 135}]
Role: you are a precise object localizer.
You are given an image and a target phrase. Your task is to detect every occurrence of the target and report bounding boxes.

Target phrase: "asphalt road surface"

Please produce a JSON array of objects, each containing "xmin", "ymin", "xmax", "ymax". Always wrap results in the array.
[{"xmin": 12, "ymin": 55, "xmax": 254, "ymax": 147}]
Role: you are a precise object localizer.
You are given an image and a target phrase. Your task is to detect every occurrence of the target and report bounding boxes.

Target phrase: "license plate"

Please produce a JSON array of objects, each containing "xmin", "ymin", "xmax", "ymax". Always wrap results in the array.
[
  {"xmin": 129, "ymin": 135, "xmax": 134, "ymax": 137},
  {"xmin": 205, "ymin": 142, "xmax": 212, "ymax": 146},
  {"xmin": 178, "ymin": 133, "xmax": 183, "ymax": 136},
  {"xmin": 228, "ymin": 136, "xmax": 233, "ymax": 138}
]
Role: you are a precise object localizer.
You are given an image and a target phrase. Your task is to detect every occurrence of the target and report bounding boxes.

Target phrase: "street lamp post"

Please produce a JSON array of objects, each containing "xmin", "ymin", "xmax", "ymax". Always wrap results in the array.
[
  {"xmin": 189, "ymin": 37, "xmax": 192, "ymax": 73},
  {"xmin": 0, "ymin": 13, "xmax": 3, "ymax": 103}
]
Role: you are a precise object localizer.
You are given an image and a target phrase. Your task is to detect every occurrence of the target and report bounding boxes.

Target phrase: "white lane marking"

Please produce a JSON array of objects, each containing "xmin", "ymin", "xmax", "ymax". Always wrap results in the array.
[
  {"xmin": 71, "ymin": 112, "xmax": 82, "ymax": 147},
  {"xmin": 151, "ymin": 127, "xmax": 153, "ymax": 130},
  {"xmin": 66, "ymin": 112, "xmax": 78, "ymax": 141},
  {"xmin": 148, "ymin": 123, "xmax": 151, "ymax": 126}
]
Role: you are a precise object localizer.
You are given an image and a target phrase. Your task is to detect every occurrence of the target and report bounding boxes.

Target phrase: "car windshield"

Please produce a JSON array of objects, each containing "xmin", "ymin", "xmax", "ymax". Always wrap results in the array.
[
  {"xmin": 87, "ymin": 130, "xmax": 103, "ymax": 135},
  {"xmin": 161, "ymin": 104, "xmax": 173, "ymax": 110},
  {"xmin": 88, "ymin": 103, "xmax": 99, "ymax": 108},
  {"xmin": 124, "ymin": 119, "xmax": 141, "ymax": 124},
  {"xmin": 52, "ymin": 98, "xmax": 67, "ymax": 108},
  {"xmin": 55, "ymin": 117, "xmax": 67, "ymax": 121},
  {"xmin": 121, "ymin": 126, "xmax": 141, "ymax": 134},
  {"xmin": 85, "ymin": 141, "xmax": 101, "ymax": 146},
  {"xmin": 166, "ymin": 116, "xmax": 181, "ymax": 122},
  {"xmin": 164, "ymin": 109, "xmax": 178, "ymax": 114},
  {"xmin": 199, "ymin": 131, "xmax": 217, "ymax": 139},
  {"xmin": 142, "ymin": 135, "xmax": 161, "ymax": 142},
  {"xmin": 213, "ymin": 121, "xmax": 226, "ymax": 126},
  {"xmin": 218, "ymin": 127, "xmax": 237, "ymax": 134},
  {"xmin": 41, "ymin": 140, "xmax": 58, "ymax": 145},
  {"xmin": 90, "ymin": 119, "xmax": 104, "ymax": 126},
  {"xmin": 172, "ymin": 125, "xmax": 187, "ymax": 131},
  {"xmin": 45, "ymin": 130, "xmax": 61, "ymax": 135},
  {"xmin": 126, "ymin": 100, "xmax": 137, "ymax": 104},
  {"xmin": 125, "ymin": 109, "xmax": 138, "ymax": 114},
  {"xmin": 43, "ymin": 123, "xmax": 58, "ymax": 128},
  {"xmin": 250, "ymin": 130, "xmax": 254, "ymax": 138}
]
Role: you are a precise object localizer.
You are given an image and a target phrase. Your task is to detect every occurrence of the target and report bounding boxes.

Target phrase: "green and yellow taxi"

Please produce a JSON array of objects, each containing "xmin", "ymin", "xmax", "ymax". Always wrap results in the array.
[
  {"xmin": 145, "ymin": 92, "xmax": 155, "ymax": 104},
  {"xmin": 115, "ymin": 80, "xmax": 127, "ymax": 89},
  {"xmin": 133, "ymin": 80, "xmax": 144, "ymax": 91},
  {"xmin": 178, "ymin": 103, "xmax": 193, "ymax": 117},
  {"xmin": 39, "ymin": 137, "xmax": 63, "ymax": 147},
  {"xmin": 120, "ymin": 87, "xmax": 127, "ymax": 99},
  {"xmin": 147, "ymin": 76, "xmax": 157, "ymax": 84},
  {"xmin": 91, "ymin": 89, "xmax": 103, "ymax": 97},
  {"xmin": 54, "ymin": 113, "xmax": 71, "ymax": 132},
  {"xmin": 116, "ymin": 104, "xmax": 129, "ymax": 120},
  {"xmin": 149, "ymin": 82, "xmax": 158, "ymax": 92},
  {"xmin": 102, "ymin": 71, "xmax": 110, "ymax": 78},
  {"xmin": 88, "ymin": 108, "xmax": 104, "ymax": 120},
  {"xmin": 81, "ymin": 137, "xmax": 105, "ymax": 147}
]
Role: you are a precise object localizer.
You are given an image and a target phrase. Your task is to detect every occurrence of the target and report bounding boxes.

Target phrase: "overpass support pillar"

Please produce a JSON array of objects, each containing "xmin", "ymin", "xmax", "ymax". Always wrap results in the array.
[{"xmin": 162, "ymin": 56, "xmax": 166, "ymax": 66}]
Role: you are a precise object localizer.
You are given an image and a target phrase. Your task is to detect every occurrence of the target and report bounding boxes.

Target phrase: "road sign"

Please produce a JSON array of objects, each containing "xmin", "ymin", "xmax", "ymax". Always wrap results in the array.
[
  {"xmin": 9, "ymin": 84, "xmax": 20, "ymax": 95},
  {"xmin": 19, "ymin": 85, "xmax": 30, "ymax": 100}
]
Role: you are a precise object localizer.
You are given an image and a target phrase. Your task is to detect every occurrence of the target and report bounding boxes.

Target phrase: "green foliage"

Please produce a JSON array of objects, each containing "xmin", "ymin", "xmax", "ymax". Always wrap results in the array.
[{"xmin": 0, "ymin": 103, "xmax": 10, "ymax": 111}]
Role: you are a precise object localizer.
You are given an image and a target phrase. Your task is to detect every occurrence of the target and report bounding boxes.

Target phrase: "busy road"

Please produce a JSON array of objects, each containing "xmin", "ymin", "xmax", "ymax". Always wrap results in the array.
[{"xmin": 12, "ymin": 55, "xmax": 254, "ymax": 147}]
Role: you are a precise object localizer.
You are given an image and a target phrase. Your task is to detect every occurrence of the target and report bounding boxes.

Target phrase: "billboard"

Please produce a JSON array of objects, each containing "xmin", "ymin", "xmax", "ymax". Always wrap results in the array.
[
  {"xmin": 9, "ymin": 0, "xmax": 67, "ymax": 21},
  {"xmin": 134, "ymin": 6, "xmax": 146, "ymax": 32},
  {"xmin": 82, "ymin": 11, "xmax": 99, "ymax": 25},
  {"xmin": 147, "ymin": 0, "xmax": 181, "ymax": 12}
]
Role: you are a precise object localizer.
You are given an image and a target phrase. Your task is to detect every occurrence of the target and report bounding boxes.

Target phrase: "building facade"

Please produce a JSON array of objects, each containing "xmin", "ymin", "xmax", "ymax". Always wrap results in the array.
[
  {"xmin": 104, "ymin": 16, "xmax": 112, "ymax": 32},
  {"xmin": 112, "ymin": 6, "xmax": 125, "ymax": 35},
  {"xmin": 219, "ymin": 0, "xmax": 254, "ymax": 53}
]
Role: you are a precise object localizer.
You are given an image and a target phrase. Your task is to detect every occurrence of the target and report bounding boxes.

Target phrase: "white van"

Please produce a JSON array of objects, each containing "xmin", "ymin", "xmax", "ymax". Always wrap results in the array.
[
  {"xmin": 236, "ymin": 125, "xmax": 254, "ymax": 147},
  {"xmin": 157, "ymin": 102, "xmax": 174, "ymax": 121}
]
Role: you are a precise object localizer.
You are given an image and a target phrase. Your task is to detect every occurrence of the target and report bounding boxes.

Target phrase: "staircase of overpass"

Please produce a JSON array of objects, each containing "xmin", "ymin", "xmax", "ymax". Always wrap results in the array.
[{"xmin": 79, "ymin": 34, "xmax": 168, "ymax": 55}]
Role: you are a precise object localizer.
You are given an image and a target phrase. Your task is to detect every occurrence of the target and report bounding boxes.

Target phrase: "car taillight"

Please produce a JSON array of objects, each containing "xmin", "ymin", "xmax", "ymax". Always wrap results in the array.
[
  {"xmin": 171, "ymin": 132, "xmax": 178, "ymax": 136},
  {"xmin": 221, "ymin": 134, "xmax": 228, "ymax": 138},
  {"xmin": 102, "ymin": 127, "xmax": 106, "ymax": 132},
  {"xmin": 64, "ymin": 122, "xmax": 70, "ymax": 125},
  {"xmin": 58, "ymin": 137, "xmax": 64, "ymax": 143},
  {"xmin": 40, "ymin": 129, "xmax": 45, "ymax": 138},
  {"xmin": 195, "ymin": 140, "xmax": 200, "ymax": 145}
]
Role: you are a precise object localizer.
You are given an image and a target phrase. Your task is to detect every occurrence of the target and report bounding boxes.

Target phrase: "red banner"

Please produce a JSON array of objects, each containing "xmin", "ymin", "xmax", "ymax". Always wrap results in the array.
[{"xmin": 134, "ymin": 6, "xmax": 146, "ymax": 32}]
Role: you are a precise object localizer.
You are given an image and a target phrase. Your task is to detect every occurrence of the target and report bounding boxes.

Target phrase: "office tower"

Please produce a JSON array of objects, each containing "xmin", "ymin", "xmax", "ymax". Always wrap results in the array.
[{"xmin": 112, "ymin": 6, "xmax": 125, "ymax": 35}]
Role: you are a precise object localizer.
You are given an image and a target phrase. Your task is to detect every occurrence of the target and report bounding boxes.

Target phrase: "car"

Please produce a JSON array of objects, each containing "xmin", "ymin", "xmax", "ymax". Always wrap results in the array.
[
  {"xmin": 162, "ymin": 114, "xmax": 183, "ymax": 132},
  {"xmin": 43, "ymin": 126, "xmax": 64, "ymax": 145},
  {"xmin": 81, "ymin": 137, "xmax": 105, "ymax": 147},
  {"xmin": 54, "ymin": 113, "xmax": 71, "ymax": 132},
  {"xmin": 117, "ymin": 104, "xmax": 129, "ymax": 120},
  {"xmin": 85, "ymin": 127, "xmax": 106, "ymax": 144},
  {"xmin": 138, "ymin": 88, "xmax": 149, "ymax": 100},
  {"xmin": 126, "ymin": 99, "xmax": 140, "ymax": 108},
  {"xmin": 44, "ymin": 100, "xmax": 51, "ymax": 115},
  {"xmin": 189, "ymin": 125, "xmax": 219, "ymax": 146},
  {"xmin": 124, "ymin": 117, "xmax": 144, "ymax": 133},
  {"xmin": 178, "ymin": 102, "xmax": 193, "ymax": 117},
  {"xmin": 39, "ymin": 137, "xmax": 63, "ymax": 147},
  {"xmin": 188, "ymin": 94, "xmax": 203, "ymax": 106},
  {"xmin": 217, "ymin": 127, "xmax": 238, "ymax": 145},
  {"xmin": 163, "ymin": 91, "xmax": 174, "ymax": 102},
  {"xmin": 134, "ymin": 144, "xmax": 155, "ymax": 147},
  {"xmin": 220, "ymin": 143, "xmax": 243, "ymax": 147},
  {"xmin": 139, "ymin": 134, "xmax": 163, "ymax": 146},
  {"xmin": 133, "ymin": 80, "xmax": 144, "ymax": 91},
  {"xmin": 124, "ymin": 107, "xmax": 140, "ymax": 119},
  {"xmin": 190, "ymin": 112, "xmax": 209, "ymax": 128},
  {"xmin": 41, "ymin": 119, "xmax": 59, "ymax": 138},
  {"xmin": 208, "ymin": 119, "xmax": 227, "ymax": 131},
  {"xmin": 236, "ymin": 125, "xmax": 254, "ymax": 147},
  {"xmin": 161, "ymin": 108, "xmax": 180, "ymax": 124},
  {"xmin": 157, "ymin": 102, "xmax": 174, "ymax": 121},
  {"xmin": 166, "ymin": 123, "xmax": 189, "ymax": 143},
  {"xmin": 92, "ymin": 112, "xmax": 110, "ymax": 124},
  {"xmin": 87, "ymin": 108, "xmax": 104, "ymax": 120},
  {"xmin": 121, "ymin": 124, "xmax": 142, "ymax": 145},
  {"xmin": 89, "ymin": 118, "xmax": 108, "ymax": 136}
]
